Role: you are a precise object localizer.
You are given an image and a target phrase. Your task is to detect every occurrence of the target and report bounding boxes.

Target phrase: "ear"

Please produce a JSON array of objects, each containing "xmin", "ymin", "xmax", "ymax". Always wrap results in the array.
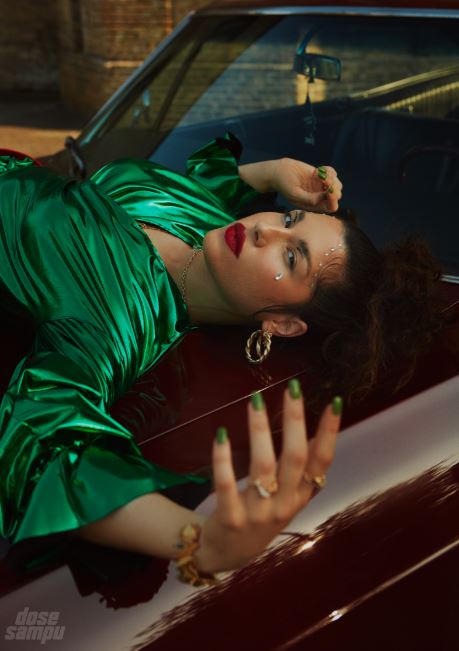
[{"xmin": 261, "ymin": 316, "xmax": 308, "ymax": 338}]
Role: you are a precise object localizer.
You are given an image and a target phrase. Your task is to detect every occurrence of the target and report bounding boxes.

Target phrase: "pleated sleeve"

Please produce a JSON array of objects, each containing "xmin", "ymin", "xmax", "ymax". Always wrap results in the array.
[
  {"xmin": 0, "ymin": 317, "xmax": 202, "ymax": 545},
  {"xmin": 186, "ymin": 131, "xmax": 258, "ymax": 213}
]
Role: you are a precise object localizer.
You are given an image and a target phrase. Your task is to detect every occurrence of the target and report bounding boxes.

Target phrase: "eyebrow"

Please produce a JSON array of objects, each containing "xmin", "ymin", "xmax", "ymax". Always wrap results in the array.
[
  {"xmin": 294, "ymin": 211, "xmax": 311, "ymax": 274},
  {"xmin": 298, "ymin": 239, "xmax": 311, "ymax": 276}
]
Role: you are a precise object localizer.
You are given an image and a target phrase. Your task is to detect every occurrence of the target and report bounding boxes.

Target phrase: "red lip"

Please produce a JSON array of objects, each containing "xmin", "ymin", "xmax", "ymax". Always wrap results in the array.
[{"xmin": 224, "ymin": 223, "xmax": 246, "ymax": 258}]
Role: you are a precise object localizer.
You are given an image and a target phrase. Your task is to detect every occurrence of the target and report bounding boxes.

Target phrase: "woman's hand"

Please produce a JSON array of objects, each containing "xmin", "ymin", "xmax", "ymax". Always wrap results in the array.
[
  {"xmin": 239, "ymin": 158, "xmax": 343, "ymax": 213},
  {"xmin": 272, "ymin": 158, "xmax": 343, "ymax": 213},
  {"xmin": 195, "ymin": 380, "xmax": 342, "ymax": 574}
]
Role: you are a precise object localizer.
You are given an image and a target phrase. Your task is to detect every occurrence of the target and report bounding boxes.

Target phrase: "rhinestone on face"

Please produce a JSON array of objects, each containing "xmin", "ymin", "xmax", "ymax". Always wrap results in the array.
[{"xmin": 310, "ymin": 241, "xmax": 344, "ymax": 288}]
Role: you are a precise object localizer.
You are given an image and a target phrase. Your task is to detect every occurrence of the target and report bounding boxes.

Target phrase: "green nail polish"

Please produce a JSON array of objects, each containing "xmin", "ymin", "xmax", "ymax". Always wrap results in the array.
[
  {"xmin": 288, "ymin": 378, "xmax": 302, "ymax": 399},
  {"xmin": 251, "ymin": 391, "xmax": 264, "ymax": 411},
  {"xmin": 216, "ymin": 426, "xmax": 228, "ymax": 444},
  {"xmin": 317, "ymin": 167, "xmax": 327, "ymax": 180},
  {"xmin": 327, "ymin": 186, "xmax": 334, "ymax": 194},
  {"xmin": 332, "ymin": 396, "xmax": 343, "ymax": 415}
]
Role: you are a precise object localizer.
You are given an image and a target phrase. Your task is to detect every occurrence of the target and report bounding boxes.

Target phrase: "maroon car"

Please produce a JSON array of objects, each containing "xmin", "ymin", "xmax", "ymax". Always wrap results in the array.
[{"xmin": 1, "ymin": 1, "xmax": 459, "ymax": 649}]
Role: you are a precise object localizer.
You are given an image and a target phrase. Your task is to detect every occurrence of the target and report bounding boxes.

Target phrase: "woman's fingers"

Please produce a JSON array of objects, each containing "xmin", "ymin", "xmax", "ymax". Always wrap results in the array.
[
  {"xmin": 215, "ymin": 388, "xmax": 341, "ymax": 521},
  {"xmin": 300, "ymin": 397, "xmax": 342, "ymax": 500},
  {"xmin": 212, "ymin": 427, "xmax": 243, "ymax": 527},
  {"xmin": 315, "ymin": 166, "xmax": 343, "ymax": 213},
  {"xmin": 277, "ymin": 380, "xmax": 308, "ymax": 496},
  {"xmin": 247, "ymin": 392, "xmax": 277, "ymax": 483}
]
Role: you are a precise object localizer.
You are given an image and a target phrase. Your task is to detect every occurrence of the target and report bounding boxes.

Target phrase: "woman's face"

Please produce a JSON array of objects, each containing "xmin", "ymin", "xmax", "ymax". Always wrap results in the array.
[{"xmin": 203, "ymin": 210, "xmax": 346, "ymax": 321}]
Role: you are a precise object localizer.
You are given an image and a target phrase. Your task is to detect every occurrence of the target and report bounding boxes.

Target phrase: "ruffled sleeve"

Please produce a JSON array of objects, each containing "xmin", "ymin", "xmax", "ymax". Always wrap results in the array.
[
  {"xmin": 186, "ymin": 131, "xmax": 258, "ymax": 213},
  {"xmin": 0, "ymin": 155, "xmax": 36, "ymax": 176},
  {"xmin": 0, "ymin": 317, "xmax": 203, "ymax": 545}
]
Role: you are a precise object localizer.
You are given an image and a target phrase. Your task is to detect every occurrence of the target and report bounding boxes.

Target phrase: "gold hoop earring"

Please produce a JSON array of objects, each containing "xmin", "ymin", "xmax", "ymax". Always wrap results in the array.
[{"xmin": 245, "ymin": 329, "xmax": 272, "ymax": 364}]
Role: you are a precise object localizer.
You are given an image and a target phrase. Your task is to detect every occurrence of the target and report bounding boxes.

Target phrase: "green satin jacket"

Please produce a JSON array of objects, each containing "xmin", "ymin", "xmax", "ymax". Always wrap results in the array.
[{"xmin": 0, "ymin": 134, "xmax": 257, "ymax": 547}]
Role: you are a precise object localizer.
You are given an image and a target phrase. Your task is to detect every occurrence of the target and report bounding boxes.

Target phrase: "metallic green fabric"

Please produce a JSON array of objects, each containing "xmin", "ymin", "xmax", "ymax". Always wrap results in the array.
[{"xmin": 0, "ymin": 134, "xmax": 258, "ymax": 545}]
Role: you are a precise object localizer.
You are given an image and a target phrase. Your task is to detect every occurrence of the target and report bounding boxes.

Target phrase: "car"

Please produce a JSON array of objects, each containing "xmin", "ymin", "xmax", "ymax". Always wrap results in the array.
[{"xmin": 1, "ymin": 1, "xmax": 459, "ymax": 649}]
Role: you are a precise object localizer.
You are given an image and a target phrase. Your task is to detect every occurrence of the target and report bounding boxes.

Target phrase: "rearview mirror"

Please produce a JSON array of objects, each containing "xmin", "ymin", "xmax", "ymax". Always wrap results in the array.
[{"xmin": 294, "ymin": 52, "xmax": 341, "ymax": 82}]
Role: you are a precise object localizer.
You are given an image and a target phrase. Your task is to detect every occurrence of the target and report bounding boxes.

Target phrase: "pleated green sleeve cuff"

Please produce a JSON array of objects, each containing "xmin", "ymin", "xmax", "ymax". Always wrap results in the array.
[
  {"xmin": 186, "ymin": 131, "xmax": 259, "ymax": 213},
  {"xmin": 0, "ymin": 318, "xmax": 204, "ymax": 545},
  {"xmin": 0, "ymin": 155, "xmax": 36, "ymax": 176}
]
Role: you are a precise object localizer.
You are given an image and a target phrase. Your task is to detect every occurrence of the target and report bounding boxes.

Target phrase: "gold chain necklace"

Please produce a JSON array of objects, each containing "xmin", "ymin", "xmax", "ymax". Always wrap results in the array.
[
  {"xmin": 138, "ymin": 221, "xmax": 203, "ymax": 304},
  {"xmin": 179, "ymin": 247, "xmax": 203, "ymax": 304}
]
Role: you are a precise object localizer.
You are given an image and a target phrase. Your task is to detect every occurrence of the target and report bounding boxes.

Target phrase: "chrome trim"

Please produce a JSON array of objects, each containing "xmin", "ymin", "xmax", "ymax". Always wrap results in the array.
[
  {"xmin": 349, "ymin": 66, "xmax": 459, "ymax": 100},
  {"xmin": 79, "ymin": 14, "xmax": 194, "ymax": 145},
  {"xmin": 442, "ymin": 274, "xmax": 459, "ymax": 285},
  {"xmin": 198, "ymin": 6, "xmax": 459, "ymax": 19}
]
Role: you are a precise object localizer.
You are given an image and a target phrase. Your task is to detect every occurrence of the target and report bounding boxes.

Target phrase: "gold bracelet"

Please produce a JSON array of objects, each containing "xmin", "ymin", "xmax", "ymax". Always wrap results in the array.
[{"xmin": 175, "ymin": 523, "xmax": 218, "ymax": 587}]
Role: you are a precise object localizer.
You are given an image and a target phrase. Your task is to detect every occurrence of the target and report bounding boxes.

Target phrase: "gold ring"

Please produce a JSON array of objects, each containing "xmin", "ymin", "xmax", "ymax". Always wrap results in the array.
[
  {"xmin": 250, "ymin": 477, "xmax": 279, "ymax": 498},
  {"xmin": 303, "ymin": 472, "xmax": 327, "ymax": 492}
]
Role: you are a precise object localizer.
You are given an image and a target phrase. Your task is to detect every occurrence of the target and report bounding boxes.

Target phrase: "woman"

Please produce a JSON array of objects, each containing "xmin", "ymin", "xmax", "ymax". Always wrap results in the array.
[{"xmin": 0, "ymin": 133, "xmax": 441, "ymax": 584}]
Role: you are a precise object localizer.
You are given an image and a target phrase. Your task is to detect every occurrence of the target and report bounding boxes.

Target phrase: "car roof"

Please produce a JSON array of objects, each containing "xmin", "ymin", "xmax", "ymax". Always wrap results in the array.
[{"xmin": 201, "ymin": 0, "xmax": 459, "ymax": 12}]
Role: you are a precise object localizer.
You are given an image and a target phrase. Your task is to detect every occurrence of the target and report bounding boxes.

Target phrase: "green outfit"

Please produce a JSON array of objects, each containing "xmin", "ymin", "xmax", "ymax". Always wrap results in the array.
[{"xmin": 0, "ymin": 134, "xmax": 257, "ymax": 546}]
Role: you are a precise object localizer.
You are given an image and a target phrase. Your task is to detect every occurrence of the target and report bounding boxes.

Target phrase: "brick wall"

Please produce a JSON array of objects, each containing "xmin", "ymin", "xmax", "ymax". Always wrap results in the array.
[
  {"xmin": 0, "ymin": 0, "xmax": 211, "ymax": 110},
  {"xmin": 58, "ymin": 0, "xmax": 167, "ymax": 116},
  {"xmin": 57, "ymin": 0, "xmax": 212, "ymax": 117},
  {"xmin": 172, "ymin": 0, "xmax": 209, "ymax": 24},
  {"xmin": 0, "ymin": 0, "xmax": 58, "ymax": 95}
]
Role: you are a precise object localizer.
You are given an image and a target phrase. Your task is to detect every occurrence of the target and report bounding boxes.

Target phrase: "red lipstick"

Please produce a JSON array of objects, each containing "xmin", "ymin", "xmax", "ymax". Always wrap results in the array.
[{"xmin": 224, "ymin": 223, "xmax": 246, "ymax": 258}]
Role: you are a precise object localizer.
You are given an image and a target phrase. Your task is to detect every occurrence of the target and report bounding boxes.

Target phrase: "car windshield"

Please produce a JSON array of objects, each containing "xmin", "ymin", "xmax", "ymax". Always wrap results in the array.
[{"xmin": 81, "ymin": 12, "xmax": 459, "ymax": 277}]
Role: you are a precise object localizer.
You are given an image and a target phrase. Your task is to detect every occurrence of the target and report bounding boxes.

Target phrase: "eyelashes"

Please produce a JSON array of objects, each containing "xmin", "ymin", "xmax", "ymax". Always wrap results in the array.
[
  {"xmin": 283, "ymin": 211, "xmax": 297, "ymax": 269},
  {"xmin": 283, "ymin": 211, "xmax": 295, "ymax": 229},
  {"xmin": 287, "ymin": 249, "xmax": 296, "ymax": 269}
]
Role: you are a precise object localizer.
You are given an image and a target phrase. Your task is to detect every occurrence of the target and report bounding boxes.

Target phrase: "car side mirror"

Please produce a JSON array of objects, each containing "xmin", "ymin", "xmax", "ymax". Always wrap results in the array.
[{"xmin": 294, "ymin": 52, "xmax": 341, "ymax": 82}]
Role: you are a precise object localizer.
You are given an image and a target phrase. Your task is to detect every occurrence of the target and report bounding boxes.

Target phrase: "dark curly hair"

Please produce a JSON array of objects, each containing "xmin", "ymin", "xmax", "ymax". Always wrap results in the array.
[{"xmin": 256, "ymin": 217, "xmax": 446, "ymax": 406}]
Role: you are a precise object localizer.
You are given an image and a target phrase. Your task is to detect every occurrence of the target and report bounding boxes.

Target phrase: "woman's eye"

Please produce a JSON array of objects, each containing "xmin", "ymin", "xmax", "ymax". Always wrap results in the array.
[
  {"xmin": 287, "ymin": 248, "xmax": 296, "ymax": 269},
  {"xmin": 284, "ymin": 212, "xmax": 294, "ymax": 228}
]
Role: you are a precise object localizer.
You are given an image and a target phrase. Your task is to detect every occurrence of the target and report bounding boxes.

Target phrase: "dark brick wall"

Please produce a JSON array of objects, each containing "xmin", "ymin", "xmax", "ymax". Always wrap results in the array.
[
  {"xmin": 56, "ymin": 0, "xmax": 214, "ymax": 116},
  {"xmin": 57, "ymin": 0, "xmax": 173, "ymax": 116},
  {"xmin": 0, "ymin": 0, "xmax": 211, "ymax": 112},
  {"xmin": 0, "ymin": 0, "xmax": 58, "ymax": 95}
]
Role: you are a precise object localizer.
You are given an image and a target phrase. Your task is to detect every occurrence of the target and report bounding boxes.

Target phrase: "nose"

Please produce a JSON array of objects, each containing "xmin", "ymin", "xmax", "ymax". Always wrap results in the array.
[{"xmin": 254, "ymin": 223, "xmax": 287, "ymax": 247}]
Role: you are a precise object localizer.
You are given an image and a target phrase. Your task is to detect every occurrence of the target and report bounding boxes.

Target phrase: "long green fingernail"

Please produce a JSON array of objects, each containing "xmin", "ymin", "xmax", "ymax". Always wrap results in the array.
[
  {"xmin": 251, "ymin": 391, "xmax": 264, "ymax": 411},
  {"xmin": 327, "ymin": 186, "xmax": 334, "ymax": 194},
  {"xmin": 332, "ymin": 396, "xmax": 343, "ymax": 415},
  {"xmin": 317, "ymin": 166, "xmax": 327, "ymax": 180},
  {"xmin": 216, "ymin": 426, "xmax": 228, "ymax": 444},
  {"xmin": 288, "ymin": 378, "xmax": 302, "ymax": 399}
]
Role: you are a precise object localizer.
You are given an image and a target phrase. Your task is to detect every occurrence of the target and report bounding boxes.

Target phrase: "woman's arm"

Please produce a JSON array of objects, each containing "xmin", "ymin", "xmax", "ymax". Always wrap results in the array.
[
  {"xmin": 78, "ymin": 491, "xmax": 206, "ymax": 559},
  {"xmin": 78, "ymin": 383, "xmax": 342, "ymax": 575},
  {"xmin": 238, "ymin": 160, "xmax": 279, "ymax": 193},
  {"xmin": 239, "ymin": 158, "xmax": 343, "ymax": 212}
]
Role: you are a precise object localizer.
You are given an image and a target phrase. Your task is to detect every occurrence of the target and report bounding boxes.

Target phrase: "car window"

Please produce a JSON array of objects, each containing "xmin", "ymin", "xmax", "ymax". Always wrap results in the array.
[
  {"xmin": 303, "ymin": 21, "xmax": 458, "ymax": 110},
  {"xmin": 87, "ymin": 14, "xmax": 459, "ymax": 150},
  {"xmin": 176, "ymin": 17, "xmax": 458, "ymax": 126},
  {"xmin": 82, "ymin": 12, "xmax": 459, "ymax": 277},
  {"xmin": 99, "ymin": 16, "xmax": 275, "ymax": 137}
]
